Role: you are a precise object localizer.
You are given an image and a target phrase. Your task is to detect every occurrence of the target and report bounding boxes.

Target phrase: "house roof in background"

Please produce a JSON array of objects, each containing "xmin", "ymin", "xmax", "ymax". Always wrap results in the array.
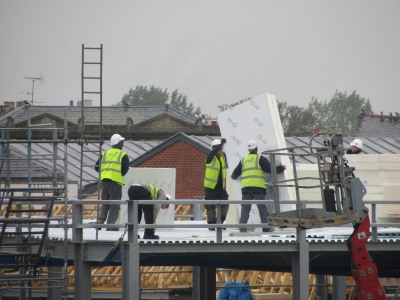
[
  {"xmin": 129, "ymin": 132, "xmax": 210, "ymax": 166},
  {"xmin": 358, "ymin": 112, "xmax": 400, "ymax": 138},
  {"xmin": 0, "ymin": 104, "xmax": 198, "ymax": 127},
  {"xmin": 0, "ymin": 144, "xmax": 62, "ymax": 180},
  {"xmin": 284, "ymin": 136, "xmax": 400, "ymax": 164}
]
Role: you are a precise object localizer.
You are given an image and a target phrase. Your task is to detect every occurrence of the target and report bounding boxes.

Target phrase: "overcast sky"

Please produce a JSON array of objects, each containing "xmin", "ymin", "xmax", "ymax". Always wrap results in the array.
[{"xmin": 1, "ymin": 1, "xmax": 399, "ymax": 116}]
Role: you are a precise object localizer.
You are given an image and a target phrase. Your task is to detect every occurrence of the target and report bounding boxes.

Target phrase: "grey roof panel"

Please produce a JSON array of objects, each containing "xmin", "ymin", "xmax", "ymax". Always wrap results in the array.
[
  {"xmin": 2, "ymin": 135, "xmax": 400, "ymax": 185},
  {"xmin": 0, "ymin": 105, "xmax": 197, "ymax": 127},
  {"xmin": 361, "ymin": 137, "xmax": 400, "ymax": 154},
  {"xmin": 358, "ymin": 113, "xmax": 400, "ymax": 138}
]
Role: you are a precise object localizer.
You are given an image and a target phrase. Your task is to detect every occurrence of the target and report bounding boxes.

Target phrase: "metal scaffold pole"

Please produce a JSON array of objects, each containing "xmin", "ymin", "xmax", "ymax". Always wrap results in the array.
[
  {"xmin": 62, "ymin": 112, "xmax": 69, "ymax": 300},
  {"xmin": 0, "ymin": 123, "xmax": 67, "ymax": 300}
]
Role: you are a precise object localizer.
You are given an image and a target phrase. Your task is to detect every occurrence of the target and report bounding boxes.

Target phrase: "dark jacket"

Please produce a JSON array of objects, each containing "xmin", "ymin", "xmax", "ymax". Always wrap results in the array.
[{"xmin": 231, "ymin": 154, "xmax": 285, "ymax": 194}]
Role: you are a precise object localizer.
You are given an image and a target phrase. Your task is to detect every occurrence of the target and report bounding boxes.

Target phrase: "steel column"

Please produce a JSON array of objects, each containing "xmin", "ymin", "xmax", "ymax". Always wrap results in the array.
[
  {"xmin": 122, "ymin": 200, "xmax": 140, "ymax": 300},
  {"xmin": 48, "ymin": 265, "xmax": 62, "ymax": 300},
  {"xmin": 315, "ymin": 275, "xmax": 328, "ymax": 300},
  {"xmin": 192, "ymin": 266, "xmax": 216, "ymax": 300},
  {"xmin": 332, "ymin": 276, "xmax": 346, "ymax": 300},
  {"xmin": 73, "ymin": 202, "xmax": 91, "ymax": 300},
  {"xmin": 192, "ymin": 266, "xmax": 201, "ymax": 300},
  {"xmin": 292, "ymin": 228, "xmax": 309, "ymax": 300},
  {"xmin": 73, "ymin": 244, "xmax": 92, "ymax": 300},
  {"xmin": 192, "ymin": 196, "xmax": 204, "ymax": 220}
]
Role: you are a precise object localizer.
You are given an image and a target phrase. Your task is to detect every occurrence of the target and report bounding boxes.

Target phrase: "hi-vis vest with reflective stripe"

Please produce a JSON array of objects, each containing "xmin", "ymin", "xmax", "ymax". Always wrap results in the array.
[
  {"xmin": 241, "ymin": 154, "xmax": 266, "ymax": 189},
  {"xmin": 204, "ymin": 155, "xmax": 227, "ymax": 189},
  {"xmin": 146, "ymin": 183, "xmax": 160, "ymax": 200},
  {"xmin": 100, "ymin": 148, "xmax": 127, "ymax": 185}
]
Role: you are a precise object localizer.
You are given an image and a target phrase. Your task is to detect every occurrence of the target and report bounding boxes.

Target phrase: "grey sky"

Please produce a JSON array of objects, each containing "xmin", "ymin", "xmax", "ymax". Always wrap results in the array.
[{"xmin": 1, "ymin": 1, "xmax": 399, "ymax": 117}]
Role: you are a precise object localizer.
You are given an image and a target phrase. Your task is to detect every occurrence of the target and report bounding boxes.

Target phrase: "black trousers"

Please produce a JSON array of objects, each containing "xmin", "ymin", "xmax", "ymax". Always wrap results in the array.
[
  {"xmin": 204, "ymin": 187, "xmax": 229, "ymax": 224},
  {"xmin": 99, "ymin": 180, "xmax": 122, "ymax": 224},
  {"xmin": 128, "ymin": 185, "xmax": 155, "ymax": 235}
]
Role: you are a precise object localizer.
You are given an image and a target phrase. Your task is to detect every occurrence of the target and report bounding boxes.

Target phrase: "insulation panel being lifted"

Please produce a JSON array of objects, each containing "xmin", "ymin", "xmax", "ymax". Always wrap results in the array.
[{"xmin": 218, "ymin": 93, "xmax": 295, "ymax": 225}]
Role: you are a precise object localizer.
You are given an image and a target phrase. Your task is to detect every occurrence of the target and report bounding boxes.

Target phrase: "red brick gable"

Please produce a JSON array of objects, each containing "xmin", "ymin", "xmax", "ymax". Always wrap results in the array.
[{"xmin": 136, "ymin": 140, "xmax": 206, "ymax": 199}]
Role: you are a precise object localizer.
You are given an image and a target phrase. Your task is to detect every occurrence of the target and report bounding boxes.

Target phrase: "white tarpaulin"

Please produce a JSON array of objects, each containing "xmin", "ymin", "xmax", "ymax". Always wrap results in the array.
[
  {"xmin": 119, "ymin": 168, "xmax": 176, "ymax": 224},
  {"xmin": 218, "ymin": 93, "xmax": 295, "ymax": 225}
]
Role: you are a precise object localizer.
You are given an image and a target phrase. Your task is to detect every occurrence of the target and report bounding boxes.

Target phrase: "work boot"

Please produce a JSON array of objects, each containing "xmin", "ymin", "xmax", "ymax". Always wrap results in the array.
[
  {"xmin": 143, "ymin": 233, "xmax": 160, "ymax": 239},
  {"xmin": 239, "ymin": 228, "xmax": 247, "ymax": 233},
  {"xmin": 262, "ymin": 227, "xmax": 275, "ymax": 233}
]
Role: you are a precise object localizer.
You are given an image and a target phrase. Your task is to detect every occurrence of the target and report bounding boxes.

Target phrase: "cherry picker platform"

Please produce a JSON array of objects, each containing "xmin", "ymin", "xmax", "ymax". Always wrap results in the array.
[{"xmin": 264, "ymin": 133, "xmax": 386, "ymax": 299}]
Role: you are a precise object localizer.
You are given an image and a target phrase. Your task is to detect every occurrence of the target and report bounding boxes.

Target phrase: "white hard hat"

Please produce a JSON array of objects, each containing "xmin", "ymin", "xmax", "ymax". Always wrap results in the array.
[
  {"xmin": 211, "ymin": 139, "xmax": 221, "ymax": 148},
  {"xmin": 247, "ymin": 139, "xmax": 258, "ymax": 150},
  {"xmin": 165, "ymin": 194, "xmax": 172, "ymax": 200},
  {"xmin": 110, "ymin": 134, "xmax": 125, "ymax": 146},
  {"xmin": 350, "ymin": 139, "xmax": 363, "ymax": 150}
]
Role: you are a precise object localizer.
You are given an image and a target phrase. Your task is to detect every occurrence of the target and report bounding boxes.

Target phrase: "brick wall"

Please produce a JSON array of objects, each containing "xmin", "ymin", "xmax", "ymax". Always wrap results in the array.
[{"xmin": 137, "ymin": 140, "xmax": 206, "ymax": 199}]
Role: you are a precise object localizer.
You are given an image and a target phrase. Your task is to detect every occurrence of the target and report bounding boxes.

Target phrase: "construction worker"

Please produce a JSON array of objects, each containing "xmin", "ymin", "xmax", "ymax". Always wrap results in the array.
[
  {"xmin": 204, "ymin": 138, "xmax": 229, "ymax": 230},
  {"xmin": 128, "ymin": 183, "xmax": 171, "ymax": 239},
  {"xmin": 231, "ymin": 139, "xmax": 286, "ymax": 233},
  {"xmin": 94, "ymin": 133, "xmax": 129, "ymax": 230},
  {"xmin": 347, "ymin": 138, "xmax": 363, "ymax": 154}
]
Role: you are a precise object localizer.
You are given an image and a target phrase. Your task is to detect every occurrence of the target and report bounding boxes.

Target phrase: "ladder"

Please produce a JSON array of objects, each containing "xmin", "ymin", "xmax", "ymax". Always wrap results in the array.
[{"xmin": 78, "ymin": 44, "xmax": 103, "ymax": 219}]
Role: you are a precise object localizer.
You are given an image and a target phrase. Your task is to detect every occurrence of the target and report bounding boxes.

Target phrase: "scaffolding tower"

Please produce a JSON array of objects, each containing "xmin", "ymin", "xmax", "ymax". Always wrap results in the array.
[
  {"xmin": 0, "ymin": 43, "xmax": 105, "ymax": 299},
  {"xmin": 0, "ymin": 122, "xmax": 69, "ymax": 299}
]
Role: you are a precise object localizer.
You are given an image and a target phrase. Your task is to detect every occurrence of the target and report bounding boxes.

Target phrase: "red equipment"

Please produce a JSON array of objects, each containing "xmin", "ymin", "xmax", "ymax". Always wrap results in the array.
[{"xmin": 347, "ymin": 214, "xmax": 386, "ymax": 299}]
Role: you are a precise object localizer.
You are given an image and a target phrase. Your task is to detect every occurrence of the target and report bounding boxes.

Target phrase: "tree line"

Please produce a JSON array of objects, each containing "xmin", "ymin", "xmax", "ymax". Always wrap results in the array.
[
  {"xmin": 278, "ymin": 91, "xmax": 372, "ymax": 136},
  {"xmin": 115, "ymin": 85, "xmax": 201, "ymax": 119},
  {"xmin": 116, "ymin": 85, "xmax": 372, "ymax": 136}
]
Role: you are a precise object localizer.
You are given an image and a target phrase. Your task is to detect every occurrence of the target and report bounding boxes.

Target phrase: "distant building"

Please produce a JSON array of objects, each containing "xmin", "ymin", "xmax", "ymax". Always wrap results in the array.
[
  {"xmin": 357, "ymin": 111, "xmax": 400, "ymax": 138},
  {"xmin": 2, "ymin": 102, "xmax": 400, "ymax": 198},
  {"xmin": 0, "ymin": 102, "xmax": 220, "ymax": 139}
]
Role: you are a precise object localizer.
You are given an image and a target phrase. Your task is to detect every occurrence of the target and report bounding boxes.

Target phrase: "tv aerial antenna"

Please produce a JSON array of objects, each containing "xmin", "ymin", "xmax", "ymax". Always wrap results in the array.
[{"xmin": 24, "ymin": 74, "xmax": 45, "ymax": 105}]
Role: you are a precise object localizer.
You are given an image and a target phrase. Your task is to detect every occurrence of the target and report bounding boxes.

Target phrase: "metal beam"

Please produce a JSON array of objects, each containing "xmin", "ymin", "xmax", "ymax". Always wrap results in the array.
[
  {"xmin": 48, "ymin": 265, "xmax": 62, "ymax": 300},
  {"xmin": 192, "ymin": 266, "xmax": 201, "ymax": 300},
  {"xmin": 292, "ymin": 228, "xmax": 309, "ymax": 300},
  {"xmin": 315, "ymin": 275, "xmax": 328, "ymax": 300},
  {"xmin": 192, "ymin": 266, "xmax": 216, "ymax": 300},
  {"xmin": 72, "ymin": 201, "xmax": 92, "ymax": 300},
  {"xmin": 122, "ymin": 199, "xmax": 140, "ymax": 300},
  {"xmin": 332, "ymin": 276, "xmax": 346, "ymax": 300}
]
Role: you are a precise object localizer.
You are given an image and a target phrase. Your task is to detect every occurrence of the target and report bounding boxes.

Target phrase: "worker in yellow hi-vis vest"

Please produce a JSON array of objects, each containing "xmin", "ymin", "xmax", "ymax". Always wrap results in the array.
[
  {"xmin": 231, "ymin": 139, "xmax": 285, "ymax": 233},
  {"xmin": 94, "ymin": 133, "xmax": 129, "ymax": 230},
  {"xmin": 204, "ymin": 138, "xmax": 229, "ymax": 231},
  {"xmin": 128, "ymin": 183, "xmax": 171, "ymax": 239}
]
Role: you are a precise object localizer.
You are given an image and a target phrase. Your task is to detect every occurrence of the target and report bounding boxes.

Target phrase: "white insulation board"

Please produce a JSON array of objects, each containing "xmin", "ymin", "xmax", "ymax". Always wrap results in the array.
[{"xmin": 218, "ymin": 93, "xmax": 295, "ymax": 224}]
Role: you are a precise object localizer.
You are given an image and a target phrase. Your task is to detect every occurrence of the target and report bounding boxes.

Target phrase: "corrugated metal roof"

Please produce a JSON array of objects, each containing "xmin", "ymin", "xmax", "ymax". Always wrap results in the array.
[
  {"xmin": 2, "ymin": 135, "xmax": 400, "ymax": 183},
  {"xmin": 191, "ymin": 136, "xmax": 400, "ymax": 164},
  {"xmin": 0, "ymin": 143, "xmax": 62, "ymax": 180}
]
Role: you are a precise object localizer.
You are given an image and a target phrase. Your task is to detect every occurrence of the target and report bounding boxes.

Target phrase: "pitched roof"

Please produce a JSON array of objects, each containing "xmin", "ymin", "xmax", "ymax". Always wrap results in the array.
[
  {"xmin": 2, "ymin": 134, "xmax": 400, "ymax": 186},
  {"xmin": 0, "ymin": 143, "xmax": 63, "ymax": 180},
  {"xmin": 285, "ymin": 136, "xmax": 400, "ymax": 164},
  {"xmin": 358, "ymin": 112, "xmax": 400, "ymax": 138},
  {"xmin": 0, "ymin": 104, "xmax": 197, "ymax": 127},
  {"xmin": 129, "ymin": 132, "xmax": 210, "ymax": 166}
]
